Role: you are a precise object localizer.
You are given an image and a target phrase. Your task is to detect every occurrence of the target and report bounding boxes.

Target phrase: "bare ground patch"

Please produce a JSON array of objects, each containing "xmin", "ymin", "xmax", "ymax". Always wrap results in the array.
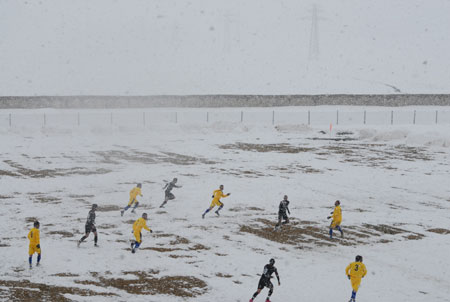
[
  {"xmin": 92, "ymin": 149, "xmax": 216, "ymax": 166},
  {"xmin": 3, "ymin": 160, "xmax": 111, "ymax": 178},
  {"xmin": 0, "ymin": 279, "xmax": 116, "ymax": 302},
  {"xmin": 47, "ymin": 231, "xmax": 74, "ymax": 238},
  {"xmin": 427, "ymin": 228, "xmax": 450, "ymax": 234},
  {"xmin": 239, "ymin": 219, "xmax": 425, "ymax": 249},
  {"xmin": 75, "ymin": 271, "xmax": 207, "ymax": 297},
  {"xmin": 97, "ymin": 205, "xmax": 122, "ymax": 212},
  {"xmin": 219, "ymin": 142, "xmax": 316, "ymax": 154}
]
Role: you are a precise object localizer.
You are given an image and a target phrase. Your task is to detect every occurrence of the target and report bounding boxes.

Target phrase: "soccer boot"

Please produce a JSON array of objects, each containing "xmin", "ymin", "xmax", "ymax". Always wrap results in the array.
[
  {"xmin": 120, "ymin": 210, "xmax": 124, "ymax": 217},
  {"xmin": 77, "ymin": 240, "xmax": 81, "ymax": 247},
  {"xmin": 215, "ymin": 211, "xmax": 220, "ymax": 217},
  {"xmin": 202, "ymin": 213, "xmax": 205, "ymax": 219},
  {"xmin": 131, "ymin": 248, "xmax": 136, "ymax": 254},
  {"xmin": 265, "ymin": 298, "xmax": 271, "ymax": 302},
  {"xmin": 249, "ymin": 299, "xmax": 254, "ymax": 302}
]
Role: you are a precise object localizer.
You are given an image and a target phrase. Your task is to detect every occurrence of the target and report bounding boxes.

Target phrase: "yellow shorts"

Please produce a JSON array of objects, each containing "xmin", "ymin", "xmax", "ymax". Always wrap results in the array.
[
  {"xmin": 210, "ymin": 199, "xmax": 223, "ymax": 208},
  {"xmin": 134, "ymin": 231, "xmax": 142, "ymax": 243},
  {"xmin": 331, "ymin": 220, "xmax": 341, "ymax": 228},
  {"xmin": 128, "ymin": 198, "xmax": 137, "ymax": 206},
  {"xmin": 350, "ymin": 277, "xmax": 362, "ymax": 291},
  {"xmin": 28, "ymin": 245, "xmax": 41, "ymax": 256}
]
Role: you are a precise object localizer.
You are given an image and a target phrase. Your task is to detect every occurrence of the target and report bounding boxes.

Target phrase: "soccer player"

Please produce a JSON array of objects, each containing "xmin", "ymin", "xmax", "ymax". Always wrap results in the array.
[
  {"xmin": 345, "ymin": 255, "xmax": 367, "ymax": 302},
  {"xmin": 121, "ymin": 183, "xmax": 143, "ymax": 216},
  {"xmin": 78, "ymin": 204, "xmax": 98, "ymax": 247},
  {"xmin": 159, "ymin": 178, "xmax": 182, "ymax": 208},
  {"xmin": 249, "ymin": 258, "xmax": 280, "ymax": 302},
  {"xmin": 202, "ymin": 185, "xmax": 230, "ymax": 219},
  {"xmin": 131, "ymin": 212, "xmax": 153, "ymax": 253},
  {"xmin": 27, "ymin": 221, "xmax": 41, "ymax": 269},
  {"xmin": 327, "ymin": 200, "xmax": 343, "ymax": 239},
  {"xmin": 275, "ymin": 195, "xmax": 290, "ymax": 229}
]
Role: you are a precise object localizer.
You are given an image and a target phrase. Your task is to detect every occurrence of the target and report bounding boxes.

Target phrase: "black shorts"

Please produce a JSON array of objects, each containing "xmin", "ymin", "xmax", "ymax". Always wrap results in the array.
[
  {"xmin": 278, "ymin": 212, "xmax": 288, "ymax": 220},
  {"xmin": 165, "ymin": 192, "xmax": 175, "ymax": 200},
  {"xmin": 257, "ymin": 277, "xmax": 273, "ymax": 290},
  {"xmin": 85, "ymin": 224, "xmax": 97, "ymax": 234}
]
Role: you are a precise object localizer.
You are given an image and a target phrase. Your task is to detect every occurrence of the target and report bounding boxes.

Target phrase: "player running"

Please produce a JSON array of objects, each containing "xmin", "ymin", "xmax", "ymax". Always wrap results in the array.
[
  {"xmin": 159, "ymin": 178, "xmax": 182, "ymax": 208},
  {"xmin": 121, "ymin": 183, "xmax": 143, "ymax": 216},
  {"xmin": 27, "ymin": 221, "xmax": 41, "ymax": 269},
  {"xmin": 275, "ymin": 195, "xmax": 290, "ymax": 229},
  {"xmin": 202, "ymin": 185, "xmax": 230, "ymax": 219},
  {"xmin": 327, "ymin": 200, "xmax": 343, "ymax": 239},
  {"xmin": 249, "ymin": 258, "xmax": 280, "ymax": 302},
  {"xmin": 345, "ymin": 255, "xmax": 367, "ymax": 302},
  {"xmin": 131, "ymin": 213, "xmax": 153, "ymax": 253},
  {"xmin": 78, "ymin": 204, "xmax": 98, "ymax": 247}
]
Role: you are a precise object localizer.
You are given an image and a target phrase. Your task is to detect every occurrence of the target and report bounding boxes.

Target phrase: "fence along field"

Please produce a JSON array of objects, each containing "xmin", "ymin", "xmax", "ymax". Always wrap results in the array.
[{"xmin": 1, "ymin": 108, "xmax": 450, "ymax": 128}]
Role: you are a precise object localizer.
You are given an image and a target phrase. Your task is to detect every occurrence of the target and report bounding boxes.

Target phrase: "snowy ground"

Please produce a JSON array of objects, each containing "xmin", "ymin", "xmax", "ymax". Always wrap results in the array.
[{"xmin": 0, "ymin": 107, "xmax": 450, "ymax": 302}]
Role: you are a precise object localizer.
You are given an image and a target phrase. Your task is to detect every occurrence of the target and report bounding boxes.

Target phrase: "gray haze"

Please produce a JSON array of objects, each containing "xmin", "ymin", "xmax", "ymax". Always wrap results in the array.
[{"xmin": 1, "ymin": 0, "xmax": 450, "ymax": 95}]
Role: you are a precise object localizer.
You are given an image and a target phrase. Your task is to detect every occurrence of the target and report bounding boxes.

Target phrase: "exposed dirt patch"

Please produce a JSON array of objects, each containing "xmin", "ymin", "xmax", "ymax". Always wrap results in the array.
[
  {"xmin": 97, "ymin": 205, "xmax": 122, "ymax": 212},
  {"xmin": 68, "ymin": 194, "xmax": 95, "ymax": 199},
  {"xmin": 219, "ymin": 142, "xmax": 315, "ymax": 154},
  {"xmin": 47, "ymin": 231, "xmax": 74, "ymax": 238},
  {"xmin": 32, "ymin": 195, "xmax": 61, "ymax": 204},
  {"xmin": 216, "ymin": 273, "xmax": 233, "ymax": 278},
  {"xmin": 210, "ymin": 167, "xmax": 268, "ymax": 178},
  {"xmin": 92, "ymin": 149, "xmax": 216, "ymax": 166},
  {"xmin": 0, "ymin": 279, "xmax": 116, "ymax": 302},
  {"xmin": 239, "ymin": 219, "xmax": 424, "ymax": 249},
  {"xmin": 0, "ymin": 243, "xmax": 10, "ymax": 247},
  {"xmin": 98, "ymin": 224, "xmax": 117, "ymax": 229},
  {"xmin": 49, "ymin": 273, "xmax": 80, "ymax": 277},
  {"xmin": 0, "ymin": 170, "xmax": 20, "ymax": 177},
  {"xmin": 219, "ymin": 143, "xmax": 315, "ymax": 153},
  {"xmin": 427, "ymin": 228, "xmax": 450, "ymax": 234},
  {"xmin": 363, "ymin": 224, "xmax": 405, "ymax": 235},
  {"xmin": 229, "ymin": 206, "xmax": 265, "ymax": 212},
  {"xmin": 0, "ymin": 195, "xmax": 13, "ymax": 199},
  {"xmin": 169, "ymin": 236, "xmax": 190, "ymax": 245},
  {"xmin": 189, "ymin": 244, "xmax": 210, "ymax": 251},
  {"xmin": 268, "ymin": 164, "xmax": 322, "ymax": 174},
  {"xmin": 75, "ymin": 271, "xmax": 207, "ymax": 297},
  {"xmin": 141, "ymin": 247, "xmax": 181, "ymax": 252},
  {"xmin": 25, "ymin": 217, "xmax": 38, "ymax": 223},
  {"xmin": 3, "ymin": 160, "xmax": 111, "ymax": 178}
]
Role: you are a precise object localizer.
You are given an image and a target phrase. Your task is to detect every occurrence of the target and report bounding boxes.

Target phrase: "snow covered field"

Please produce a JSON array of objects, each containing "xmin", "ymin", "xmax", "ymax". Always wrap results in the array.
[{"xmin": 1, "ymin": 107, "xmax": 450, "ymax": 302}]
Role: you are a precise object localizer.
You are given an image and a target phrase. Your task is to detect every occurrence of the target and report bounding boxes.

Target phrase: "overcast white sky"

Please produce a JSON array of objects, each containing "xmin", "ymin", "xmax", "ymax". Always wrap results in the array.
[{"xmin": 1, "ymin": 0, "xmax": 450, "ymax": 95}]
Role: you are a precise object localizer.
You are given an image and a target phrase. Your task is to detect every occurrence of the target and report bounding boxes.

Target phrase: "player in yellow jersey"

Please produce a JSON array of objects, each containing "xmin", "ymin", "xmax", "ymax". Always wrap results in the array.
[
  {"xmin": 131, "ymin": 213, "xmax": 153, "ymax": 253},
  {"xmin": 345, "ymin": 255, "xmax": 367, "ymax": 302},
  {"xmin": 121, "ymin": 183, "xmax": 143, "ymax": 216},
  {"xmin": 27, "ymin": 221, "xmax": 41, "ymax": 269},
  {"xmin": 202, "ymin": 185, "xmax": 231, "ymax": 219},
  {"xmin": 327, "ymin": 200, "xmax": 343, "ymax": 239}
]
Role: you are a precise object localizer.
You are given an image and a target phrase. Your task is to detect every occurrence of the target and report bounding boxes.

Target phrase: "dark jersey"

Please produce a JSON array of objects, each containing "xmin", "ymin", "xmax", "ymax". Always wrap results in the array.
[
  {"xmin": 262, "ymin": 264, "xmax": 278, "ymax": 279},
  {"xmin": 164, "ymin": 181, "xmax": 179, "ymax": 193},
  {"xmin": 278, "ymin": 200, "xmax": 290, "ymax": 214},
  {"xmin": 86, "ymin": 210, "xmax": 96, "ymax": 226}
]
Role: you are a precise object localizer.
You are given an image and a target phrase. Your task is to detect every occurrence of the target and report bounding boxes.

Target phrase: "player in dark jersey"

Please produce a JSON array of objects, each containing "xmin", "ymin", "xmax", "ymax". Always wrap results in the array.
[
  {"xmin": 77, "ymin": 204, "xmax": 98, "ymax": 247},
  {"xmin": 275, "ymin": 195, "xmax": 290, "ymax": 229},
  {"xmin": 159, "ymin": 178, "xmax": 182, "ymax": 208},
  {"xmin": 249, "ymin": 258, "xmax": 280, "ymax": 302}
]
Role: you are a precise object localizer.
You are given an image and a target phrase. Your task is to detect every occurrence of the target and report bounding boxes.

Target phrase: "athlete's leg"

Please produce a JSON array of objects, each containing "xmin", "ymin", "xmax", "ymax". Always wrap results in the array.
[
  {"xmin": 215, "ymin": 202, "xmax": 224, "ymax": 216},
  {"xmin": 93, "ymin": 230, "xmax": 98, "ymax": 246},
  {"xmin": 131, "ymin": 201, "xmax": 139, "ymax": 213},
  {"xmin": 337, "ymin": 225, "xmax": 344, "ymax": 237},
  {"xmin": 202, "ymin": 206, "xmax": 213, "ymax": 218},
  {"xmin": 266, "ymin": 281, "xmax": 274, "ymax": 299}
]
